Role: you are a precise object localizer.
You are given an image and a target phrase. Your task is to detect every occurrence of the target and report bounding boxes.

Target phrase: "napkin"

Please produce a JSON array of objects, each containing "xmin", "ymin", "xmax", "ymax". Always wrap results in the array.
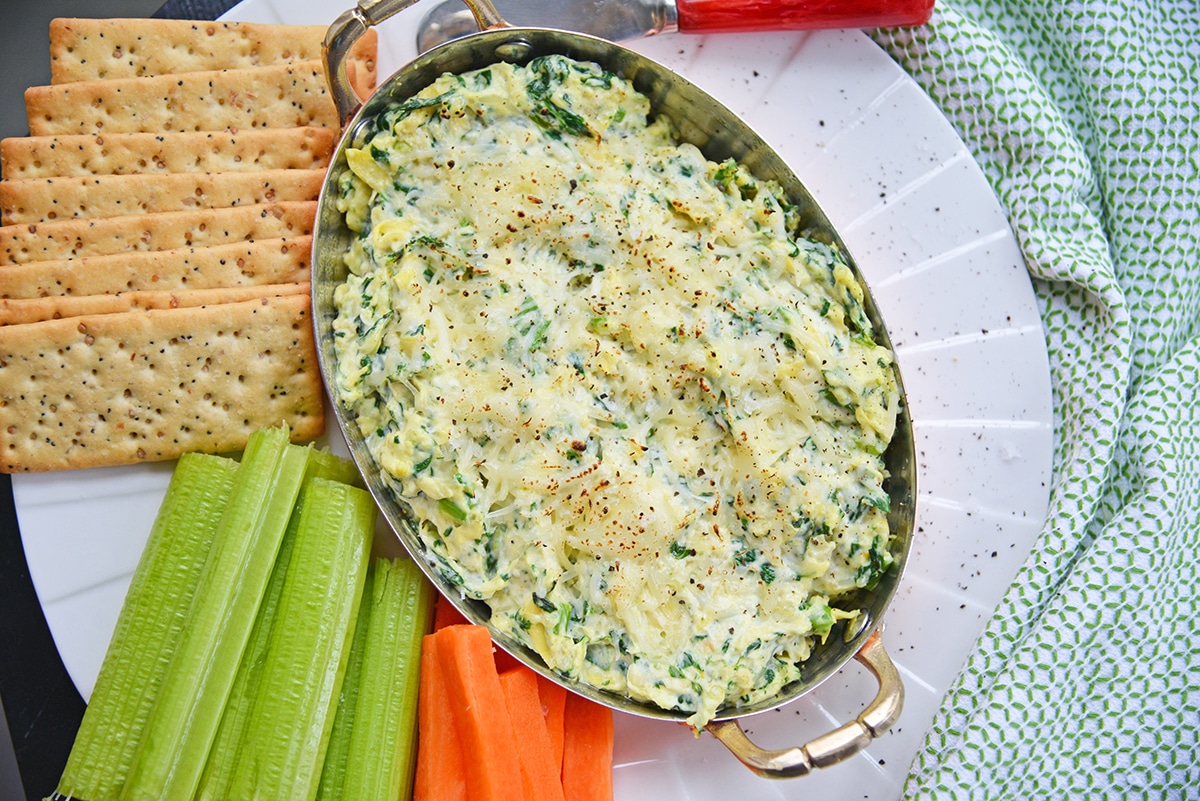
[{"xmin": 870, "ymin": 1, "xmax": 1200, "ymax": 796}]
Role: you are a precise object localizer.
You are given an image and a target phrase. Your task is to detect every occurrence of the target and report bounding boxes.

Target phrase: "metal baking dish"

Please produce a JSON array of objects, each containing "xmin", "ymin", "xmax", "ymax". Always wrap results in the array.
[{"xmin": 313, "ymin": 0, "xmax": 916, "ymax": 778}]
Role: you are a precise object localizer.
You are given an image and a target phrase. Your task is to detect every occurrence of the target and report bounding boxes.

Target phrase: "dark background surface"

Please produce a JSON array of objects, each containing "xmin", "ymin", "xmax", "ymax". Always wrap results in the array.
[{"xmin": 0, "ymin": 3, "xmax": 238, "ymax": 798}]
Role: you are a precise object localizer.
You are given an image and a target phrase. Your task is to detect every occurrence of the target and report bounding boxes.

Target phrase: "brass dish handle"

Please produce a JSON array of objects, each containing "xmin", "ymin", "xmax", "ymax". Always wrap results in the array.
[
  {"xmin": 324, "ymin": 0, "xmax": 507, "ymax": 125},
  {"xmin": 705, "ymin": 630, "xmax": 903, "ymax": 779}
]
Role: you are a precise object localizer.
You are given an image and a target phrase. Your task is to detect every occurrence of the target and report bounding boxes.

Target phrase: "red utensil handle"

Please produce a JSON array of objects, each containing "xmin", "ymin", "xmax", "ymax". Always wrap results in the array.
[{"xmin": 676, "ymin": 0, "xmax": 935, "ymax": 33}]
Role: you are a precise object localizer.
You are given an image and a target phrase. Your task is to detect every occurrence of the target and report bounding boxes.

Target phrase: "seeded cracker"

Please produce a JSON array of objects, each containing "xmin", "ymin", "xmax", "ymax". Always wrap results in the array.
[
  {"xmin": 48, "ymin": 19, "xmax": 377, "ymax": 96},
  {"xmin": 25, "ymin": 61, "xmax": 337, "ymax": 136},
  {"xmin": 0, "ymin": 293, "xmax": 324, "ymax": 473},
  {"xmin": 0, "ymin": 237, "xmax": 311, "ymax": 299},
  {"xmin": 0, "ymin": 201, "xmax": 316, "ymax": 265},
  {"xmin": 0, "ymin": 169, "xmax": 325, "ymax": 224},
  {"xmin": 1, "ymin": 19, "xmax": 341, "ymax": 473},
  {"xmin": 0, "ymin": 128, "xmax": 335, "ymax": 180},
  {"xmin": 0, "ymin": 282, "xmax": 307, "ymax": 326}
]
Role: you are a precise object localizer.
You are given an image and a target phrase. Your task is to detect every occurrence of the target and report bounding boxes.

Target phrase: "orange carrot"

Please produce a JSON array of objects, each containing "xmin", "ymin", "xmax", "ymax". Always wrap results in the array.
[
  {"xmin": 433, "ymin": 594, "xmax": 524, "ymax": 672},
  {"xmin": 436, "ymin": 624, "xmax": 529, "ymax": 801},
  {"xmin": 433, "ymin": 593, "xmax": 470, "ymax": 630},
  {"xmin": 536, "ymin": 674, "xmax": 567, "ymax": 772},
  {"xmin": 413, "ymin": 632, "xmax": 467, "ymax": 801},
  {"xmin": 499, "ymin": 668, "xmax": 566, "ymax": 801},
  {"xmin": 561, "ymin": 691, "xmax": 614, "ymax": 801},
  {"xmin": 491, "ymin": 644, "xmax": 523, "ymax": 675}
]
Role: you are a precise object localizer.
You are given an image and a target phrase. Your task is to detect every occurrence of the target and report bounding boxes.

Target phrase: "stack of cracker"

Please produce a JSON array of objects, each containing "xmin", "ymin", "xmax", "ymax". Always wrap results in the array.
[{"xmin": 0, "ymin": 19, "xmax": 378, "ymax": 473}]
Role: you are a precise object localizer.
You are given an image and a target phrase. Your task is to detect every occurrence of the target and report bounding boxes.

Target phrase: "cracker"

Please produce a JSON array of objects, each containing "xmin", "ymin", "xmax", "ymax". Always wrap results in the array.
[
  {"xmin": 49, "ymin": 19, "xmax": 377, "ymax": 94},
  {"xmin": 0, "ymin": 292, "xmax": 324, "ymax": 473},
  {"xmin": 0, "ymin": 128, "xmax": 335, "ymax": 180},
  {"xmin": 1, "ymin": 168, "xmax": 325, "ymax": 224},
  {"xmin": 26, "ymin": 61, "xmax": 338, "ymax": 136},
  {"xmin": 0, "ymin": 281, "xmax": 308, "ymax": 325},
  {"xmin": 0, "ymin": 201, "xmax": 315, "ymax": 265},
  {"xmin": 0, "ymin": 236, "xmax": 312, "ymax": 299}
]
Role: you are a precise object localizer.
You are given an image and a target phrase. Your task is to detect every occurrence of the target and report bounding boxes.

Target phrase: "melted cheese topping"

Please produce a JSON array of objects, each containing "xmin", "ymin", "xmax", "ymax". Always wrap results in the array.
[{"xmin": 332, "ymin": 56, "xmax": 900, "ymax": 727}]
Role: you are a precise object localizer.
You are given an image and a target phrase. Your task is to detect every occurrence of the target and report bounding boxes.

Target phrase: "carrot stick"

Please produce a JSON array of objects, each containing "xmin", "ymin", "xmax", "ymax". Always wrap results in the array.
[
  {"xmin": 492, "ymin": 644, "xmax": 523, "ymax": 674},
  {"xmin": 536, "ymin": 674, "xmax": 567, "ymax": 772},
  {"xmin": 436, "ymin": 624, "xmax": 529, "ymax": 801},
  {"xmin": 413, "ymin": 632, "xmax": 467, "ymax": 801},
  {"xmin": 433, "ymin": 592, "xmax": 470, "ymax": 630},
  {"xmin": 433, "ymin": 594, "xmax": 523, "ymax": 672},
  {"xmin": 499, "ymin": 668, "xmax": 566, "ymax": 801},
  {"xmin": 562, "ymin": 691, "xmax": 615, "ymax": 801}
]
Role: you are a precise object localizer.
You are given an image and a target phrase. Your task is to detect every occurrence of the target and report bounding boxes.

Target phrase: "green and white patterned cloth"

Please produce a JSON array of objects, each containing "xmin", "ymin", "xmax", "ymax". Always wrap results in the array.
[{"xmin": 869, "ymin": 1, "xmax": 1199, "ymax": 797}]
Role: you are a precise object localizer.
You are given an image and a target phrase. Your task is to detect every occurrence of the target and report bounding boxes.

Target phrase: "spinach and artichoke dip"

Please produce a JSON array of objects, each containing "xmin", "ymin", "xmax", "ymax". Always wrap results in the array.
[{"xmin": 331, "ymin": 55, "xmax": 900, "ymax": 727}]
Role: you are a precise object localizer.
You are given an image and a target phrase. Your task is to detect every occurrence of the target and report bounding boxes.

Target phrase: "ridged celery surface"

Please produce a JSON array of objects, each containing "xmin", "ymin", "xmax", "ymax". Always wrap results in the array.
[
  {"xmin": 305, "ymin": 447, "xmax": 365, "ymax": 490},
  {"xmin": 119, "ymin": 425, "xmax": 311, "ymax": 801},
  {"xmin": 338, "ymin": 558, "xmax": 435, "ymax": 801},
  {"xmin": 221, "ymin": 477, "xmax": 375, "ymax": 801},
  {"xmin": 195, "ymin": 450, "xmax": 363, "ymax": 801},
  {"xmin": 313, "ymin": 567, "xmax": 374, "ymax": 801},
  {"xmin": 53, "ymin": 452, "xmax": 239, "ymax": 801}
]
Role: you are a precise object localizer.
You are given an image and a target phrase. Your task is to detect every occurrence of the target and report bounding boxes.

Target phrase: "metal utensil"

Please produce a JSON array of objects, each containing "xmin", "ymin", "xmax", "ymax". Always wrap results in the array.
[
  {"xmin": 417, "ymin": 0, "xmax": 676, "ymax": 50},
  {"xmin": 416, "ymin": 0, "xmax": 936, "ymax": 52}
]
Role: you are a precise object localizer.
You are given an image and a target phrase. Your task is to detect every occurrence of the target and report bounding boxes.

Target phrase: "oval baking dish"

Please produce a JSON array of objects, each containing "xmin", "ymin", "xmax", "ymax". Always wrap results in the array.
[{"xmin": 312, "ymin": 0, "xmax": 917, "ymax": 778}]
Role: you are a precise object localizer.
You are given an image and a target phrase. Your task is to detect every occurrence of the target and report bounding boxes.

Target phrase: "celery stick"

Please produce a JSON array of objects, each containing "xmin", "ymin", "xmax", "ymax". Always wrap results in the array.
[
  {"xmin": 307, "ymin": 446, "xmax": 365, "ymax": 488},
  {"xmin": 313, "ymin": 567, "xmax": 374, "ymax": 801},
  {"xmin": 339, "ymin": 557, "xmax": 435, "ymax": 801},
  {"xmin": 221, "ymin": 477, "xmax": 374, "ymax": 801},
  {"xmin": 196, "ymin": 450, "xmax": 362, "ymax": 801},
  {"xmin": 54, "ymin": 452, "xmax": 238, "ymax": 801},
  {"xmin": 120, "ymin": 425, "xmax": 311, "ymax": 801}
]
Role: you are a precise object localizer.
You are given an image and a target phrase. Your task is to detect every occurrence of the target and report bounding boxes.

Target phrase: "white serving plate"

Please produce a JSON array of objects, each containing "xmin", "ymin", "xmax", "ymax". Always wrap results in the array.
[{"xmin": 13, "ymin": 3, "xmax": 1054, "ymax": 798}]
